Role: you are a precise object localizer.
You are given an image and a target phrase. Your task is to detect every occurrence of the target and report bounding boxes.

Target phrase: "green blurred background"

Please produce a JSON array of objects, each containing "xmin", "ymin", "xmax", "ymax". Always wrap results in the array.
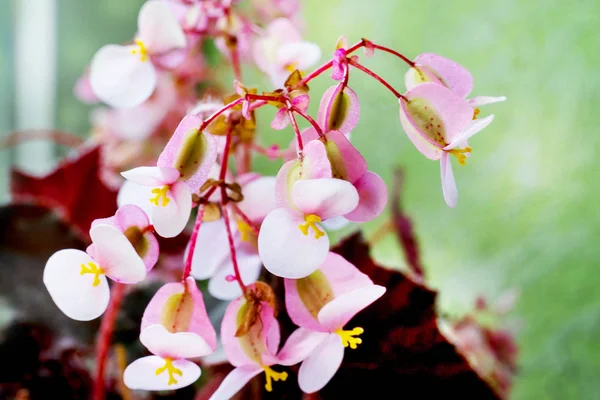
[{"xmin": 2, "ymin": 0, "xmax": 600, "ymax": 398}]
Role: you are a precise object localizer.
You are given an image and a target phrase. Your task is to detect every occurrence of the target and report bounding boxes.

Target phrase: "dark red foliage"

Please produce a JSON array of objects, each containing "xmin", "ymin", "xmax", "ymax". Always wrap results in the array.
[{"xmin": 10, "ymin": 145, "xmax": 118, "ymax": 240}]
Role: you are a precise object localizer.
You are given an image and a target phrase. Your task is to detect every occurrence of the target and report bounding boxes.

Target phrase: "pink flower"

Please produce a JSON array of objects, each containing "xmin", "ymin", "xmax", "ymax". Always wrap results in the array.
[
  {"xmin": 89, "ymin": 0, "xmax": 186, "ymax": 108},
  {"xmin": 120, "ymin": 115, "xmax": 217, "ymax": 237},
  {"xmin": 209, "ymin": 285, "xmax": 290, "ymax": 399},
  {"xmin": 43, "ymin": 205, "xmax": 155, "ymax": 321},
  {"xmin": 123, "ymin": 276, "xmax": 217, "ymax": 390},
  {"xmin": 317, "ymin": 83, "xmax": 360, "ymax": 134},
  {"xmin": 405, "ymin": 53, "xmax": 506, "ymax": 107},
  {"xmin": 277, "ymin": 252, "xmax": 386, "ymax": 393},
  {"xmin": 252, "ymin": 18, "xmax": 321, "ymax": 87},
  {"xmin": 398, "ymin": 82, "xmax": 495, "ymax": 207},
  {"xmin": 258, "ymin": 140, "xmax": 359, "ymax": 278}
]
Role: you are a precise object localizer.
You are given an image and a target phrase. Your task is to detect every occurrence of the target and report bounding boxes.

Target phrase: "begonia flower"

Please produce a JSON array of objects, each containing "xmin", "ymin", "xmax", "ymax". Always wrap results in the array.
[
  {"xmin": 317, "ymin": 83, "xmax": 360, "ymax": 135},
  {"xmin": 120, "ymin": 115, "xmax": 217, "ymax": 237},
  {"xmin": 252, "ymin": 18, "xmax": 321, "ymax": 87},
  {"xmin": 277, "ymin": 252, "xmax": 386, "ymax": 393},
  {"xmin": 89, "ymin": 0, "xmax": 186, "ymax": 108},
  {"xmin": 398, "ymin": 82, "xmax": 495, "ymax": 207},
  {"xmin": 258, "ymin": 140, "xmax": 359, "ymax": 278}
]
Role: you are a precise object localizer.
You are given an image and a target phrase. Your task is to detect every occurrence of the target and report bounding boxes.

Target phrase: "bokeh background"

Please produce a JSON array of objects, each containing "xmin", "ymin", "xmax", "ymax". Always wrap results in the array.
[{"xmin": 1, "ymin": 0, "xmax": 599, "ymax": 398}]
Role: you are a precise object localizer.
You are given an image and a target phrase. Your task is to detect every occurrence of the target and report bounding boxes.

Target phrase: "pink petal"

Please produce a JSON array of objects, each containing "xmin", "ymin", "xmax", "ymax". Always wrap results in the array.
[
  {"xmin": 43, "ymin": 249, "xmax": 110, "ymax": 321},
  {"xmin": 89, "ymin": 44, "xmax": 156, "ymax": 108},
  {"xmin": 124, "ymin": 356, "xmax": 200, "ymax": 391},
  {"xmin": 89, "ymin": 224, "xmax": 147, "ymax": 284},
  {"xmin": 317, "ymin": 285, "xmax": 386, "ymax": 332},
  {"xmin": 113, "ymin": 204, "xmax": 151, "ymax": 230},
  {"xmin": 467, "ymin": 96, "xmax": 507, "ymax": 107},
  {"xmin": 157, "ymin": 115, "xmax": 218, "ymax": 193},
  {"xmin": 271, "ymin": 107, "xmax": 290, "ymax": 130},
  {"xmin": 298, "ymin": 333, "xmax": 344, "ymax": 393},
  {"xmin": 274, "ymin": 159, "xmax": 301, "ymax": 209},
  {"xmin": 320, "ymin": 130, "xmax": 366, "ymax": 183},
  {"xmin": 258, "ymin": 208, "xmax": 329, "ymax": 279},
  {"xmin": 410, "ymin": 53, "xmax": 474, "ymax": 98},
  {"xmin": 440, "ymin": 151, "xmax": 458, "ymax": 208},
  {"xmin": 152, "ymin": 181, "xmax": 192, "ymax": 238},
  {"xmin": 317, "ymin": 84, "xmax": 360, "ymax": 134},
  {"xmin": 208, "ymin": 252, "xmax": 262, "ymax": 301},
  {"xmin": 278, "ymin": 327, "xmax": 329, "ymax": 366},
  {"xmin": 444, "ymin": 114, "xmax": 495, "ymax": 150},
  {"xmin": 291, "ymin": 94, "xmax": 310, "ymax": 112},
  {"xmin": 252, "ymin": 18, "xmax": 301, "ymax": 74},
  {"xmin": 114, "ymin": 205, "xmax": 159, "ymax": 272},
  {"xmin": 319, "ymin": 252, "xmax": 374, "ymax": 296},
  {"xmin": 140, "ymin": 324, "xmax": 214, "ymax": 359},
  {"xmin": 74, "ymin": 71, "xmax": 99, "ymax": 104},
  {"xmin": 302, "ymin": 140, "xmax": 333, "ymax": 180},
  {"xmin": 284, "ymin": 275, "xmax": 328, "ymax": 332},
  {"xmin": 121, "ymin": 166, "xmax": 180, "ymax": 186},
  {"xmin": 344, "ymin": 171, "xmax": 388, "ymax": 222},
  {"xmin": 291, "ymin": 179, "xmax": 359, "ymax": 220},
  {"xmin": 190, "ymin": 220, "xmax": 230, "ymax": 280},
  {"xmin": 237, "ymin": 176, "xmax": 278, "ymax": 224},
  {"xmin": 137, "ymin": 0, "xmax": 186, "ymax": 54},
  {"xmin": 208, "ymin": 365, "xmax": 263, "ymax": 400}
]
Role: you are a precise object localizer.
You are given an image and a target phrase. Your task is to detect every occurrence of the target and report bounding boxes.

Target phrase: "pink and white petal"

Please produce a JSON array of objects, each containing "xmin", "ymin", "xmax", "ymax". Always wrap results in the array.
[
  {"xmin": 137, "ymin": 0, "xmax": 186, "ymax": 54},
  {"xmin": 208, "ymin": 252, "xmax": 262, "ymax": 301},
  {"xmin": 142, "ymin": 281, "xmax": 185, "ymax": 330},
  {"xmin": 321, "ymin": 216, "xmax": 350, "ymax": 231},
  {"xmin": 183, "ymin": 276, "xmax": 218, "ymax": 350},
  {"xmin": 237, "ymin": 176, "xmax": 277, "ymax": 224},
  {"xmin": 74, "ymin": 71, "xmax": 99, "ymax": 104},
  {"xmin": 322, "ymin": 130, "xmax": 366, "ymax": 183},
  {"xmin": 318, "ymin": 252, "xmax": 374, "ymax": 297},
  {"xmin": 444, "ymin": 114, "xmax": 495, "ymax": 151},
  {"xmin": 121, "ymin": 166, "xmax": 180, "ymax": 187},
  {"xmin": 298, "ymin": 333, "xmax": 344, "ymax": 393},
  {"xmin": 89, "ymin": 44, "xmax": 156, "ymax": 108},
  {"xmin": 152, "ymin": 181, "xmax": 192, "ymax": 238},
  {"xmin": 90, "ymin": 215, "xmax": 117, "ymax": 230},
  {"xmin": 124, "ymin": 356, "xmax": 200, "ymax": 391},
  {"xmin": 291, "ymin": 94, "xmax": 310, "ymax": 112},
  {"xmin": 118, "ymin": 180, "xmax": 155, "ymax": 220},
  {"xmin": 260, "ymin": 301, "xmax": 281, "ymax": 363},
  {"xmin": 140, "ymin": 324, "xmax": 214, "ymax": 359},
  {"xmin": 278, "ymin": 328, "xmax": 330, "ymax": 366},
  {"xmin": 404, "ymin": 65, "xmax": 444, "ymax": 91},
  {"xmin": 303, "ymin": 140, "xmax": 333, "ymax": 180},
  {"xmin": 141, "ymin": 230, "xmax": 160, "ymax": 272},
  {"xmin": 271, "ymin": 108, "xmax": 290, "ymax": 130},
  {"xmin": 190, "ymin": 220, "xmax": 230, "ymax": 280},
  {"xmin": 440, "ymin": 152, "xmax": 458, "ymax": 208},
  {"xmin": 43, "ymin": 249, "xmax": 110, "ymax": 321},
  {"xmin": 277, "ymin": 41, "xmax": 321, "ymax": 70},
  {"xmin": 89, "ymin": 224, "xmax": 146, "ymax": 284},
  {"xmin": 467, "ymin": 95, "xmax": 507, "ymax": 107},
  {"xmin": 414, "ymin": 53, "xmax": 474, "ymax": 98},
  {"xmin": 266, "ymin": 17, "xmax": 302, "ymax": 42},
  {"xmin": 344, "ymin": 171, "xmax": 388, "ymax": 223},
  {"xmin": 317, "ymin": 84, "xmax": 360, "ymax": 134},
  {"xmin": 317, "ymin": 285, "xmax": 386, "ymax": 332},
  {"xmin": 114, "ymin": 204, "xmax": 151, "ymax": 231},
  {"xmin": 284, "ymin": 276, "xmax": 328, "ymax": 332},
  {"xmin": 258, "ymin": 208, "xmax": 329, "ymax": 279},
  {"xmin": 157, "ymin": 115, "xmax": 218, "ymax": 192},
  {"xmin": 291, "ymin": 179, "xmax": 359, "ymax": 220},
  {"xmin": 398, "ymin": 97, "xmax": 443, "ymax": 160},
  {"xmin": 208, "ymin": 365, "xmax": 264, "ymax": 400},
  {"xmin": 274, "ymin": 159, "xmax": 302, "ymax": 209}
]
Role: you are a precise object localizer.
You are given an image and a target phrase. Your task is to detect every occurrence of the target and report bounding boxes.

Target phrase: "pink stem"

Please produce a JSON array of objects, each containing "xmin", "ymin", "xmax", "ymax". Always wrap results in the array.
[
  {"xmin": 291, "ymin": 106, "xmax": 324, "ymax": 138},
  {"xmin": 93, "ymin": 283, "xmax": 126, "ymax": 400},
  {"xmin": 287, "ymin": 105, "xmax": 304, "ymax": 157},
  {"xmin": 230, "ymin": 45, "xmax": 242, "ymax": 82},
  {"xmin": 230, "ymin": 203, "xmax": 260, "ymax": 235},
  {"xmin": 348, "ymin": 58, "xmax": 406, "ymax": 100},
  {"xmin": 181, "ymin": 205, "xmax": 205, "ymax": 281},
  {"xmin": 370, "ymin": 42, "xmax": 415, "ymax": 67},
  {"xmin": 199, "ymin": 97, "xmax": 244, "ymax": 132}
]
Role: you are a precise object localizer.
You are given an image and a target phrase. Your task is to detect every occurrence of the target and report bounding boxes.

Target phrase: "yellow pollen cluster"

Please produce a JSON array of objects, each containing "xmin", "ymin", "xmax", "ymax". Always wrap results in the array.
[
  {"xmin": 263, "ymin": 366, "xmax": 288, "ymax": 392},
  {"xmin": 448, "ymin": 146, "xmax": 472, "ymax": 166},
  {"xmin": 80, "ymin": 262, "xmax": 105, "ymax": 287},
  {"xmin": 131, "ymin": 39, "xmax": 149, "ymax": 62},
  {"xmin": 284, "ymin": 61, "xmax": 299, "ymax": 73},
  {"xmin": 150, "ymin": 186, "xmax": 171, "ymax": 207},
  {"xmin": 298, "ymin": 214, "xmax": 325, "ymax": 239},
  {"xmin": 473, "ymin": 108, "xmax": 480, "ymax": 120},
  {"xmin": 155, "ymin": 358, "xmax": 183, "ymax": 385},
  {"xmin": 237, "ymin": 220, "xmax": 254, "ymax": 242},
  {"xmin": 336, "ymin": 327, "xmax": 364, "ymax": 349}
]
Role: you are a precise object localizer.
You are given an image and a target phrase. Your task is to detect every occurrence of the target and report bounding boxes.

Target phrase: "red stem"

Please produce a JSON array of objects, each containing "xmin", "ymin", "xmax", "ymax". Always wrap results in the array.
[
  {"xmin": 182, "ymin": 205, "xmax": 205, "ymax": 281},
  {"xmin": 230, "ymin": 203, "xmax": 260, "ymax": 235},
  {"xmin": 199, "ymin": 97, "xmax": 244, "ymax": 132},
  {"xmin": 347, "ymin": 58, "xmax": 406, "ymax": 100},
  {"xmin": 287, "ymin": 106, "xmax": 304, "ymax": 157},
  {"xmin": 93, "ymin": 283, "xmax": 126, "ymax": 400},
  {"xmin": 291, "ymin": 106, "xmax": 324, "ymax": 138},
  {"xmin": 230, "ymin": 45, "xmax": 242, "ymax": 82},
  {"xmin": 370, "ymin": 42, "xmax": 415, "ymax": 67}
]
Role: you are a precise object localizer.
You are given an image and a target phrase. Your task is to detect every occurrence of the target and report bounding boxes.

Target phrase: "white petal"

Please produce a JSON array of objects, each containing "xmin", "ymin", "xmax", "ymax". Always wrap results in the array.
[
  {"xmin": 237, "ymin": 176, "xmax": 278, "ymax": 223},
  {"xmin": 291, "ymin": 179, "xmax": 359, "ymax": 220},
  {"xmin": 321, "ymin": 216, "xmax": 350, "ymax": 231},
  {"xmin": 317, "ymin": 285, "xmax": 386, "ymax": 332},
  {"xmin": 298, "ymin": 333, "xmax": 344, "ymax": 393},
  {"xmin": 89, "ymin": 44, "xmax": 156, "ymax": 108},
  {"xmin": 440, "ymin": 152, "xmax": 458, "ymax": 208},
  {"xmin": 117, "ymin": 180, "xmax": 154, "ymax": 220},
  {"xmin": 137, "ymin": 0, "xmax": 186, "ymax": 54},
  {"xmin": 278, "ymin": 328, "xmax": 329, "ymax": 366},
  {"xmin": 444, "ymin": 115, "xmax": 495, "ymax": 151},
  {"xmin": 140, "ymin": 324, "xmax": 214, "ymax": 359},
  {"xmin": 277, "ymin": 41, "xmax": 322, "ymax": 70},
  {"xmin": 467, "ymin": 96, "xmax": 506, "ymax": 107},
  {"xmin": 258, "ymin": 208, "xmax": 329, "ymax": 279},
  {"xmin": 190, "ymin": 220, "xmax": 230, "ymax": 280},
  {"xmin": 121, "ymin": 166, "xmax": 180, "ymax": 186},
  {"xmin": 152, "ymin": 181, "xmax": 192, "ymax": 238},
  {"xmin": 208, "ymin": 252, "xmax": 262, "ymax": 300},
  {"xmin": 89, "ymin": 224, "xmax": 146, "ymax": 284},
  {"xmin": 208, "ymin": 366, "xmax": 263, "ymax": 400},
  {"xmin": 43, "ymin": 249, "xmax": 110, "ymax": 321},
  {"xmin": 124, "ymin": 356, "xmax": 200, "ymax": 391}
]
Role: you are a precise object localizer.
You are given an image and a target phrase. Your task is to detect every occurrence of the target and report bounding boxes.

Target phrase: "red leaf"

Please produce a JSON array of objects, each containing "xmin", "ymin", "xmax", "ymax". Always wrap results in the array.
[{"xmin": 10, "ymin": 146, "xmax": 118, "ymax": 240}]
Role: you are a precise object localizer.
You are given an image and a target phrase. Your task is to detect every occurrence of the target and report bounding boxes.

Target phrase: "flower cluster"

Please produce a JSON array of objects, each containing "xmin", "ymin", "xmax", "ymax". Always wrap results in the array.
[{"xmin": 43, "ymin": 0, "xmax": 504, "ymax": 397}]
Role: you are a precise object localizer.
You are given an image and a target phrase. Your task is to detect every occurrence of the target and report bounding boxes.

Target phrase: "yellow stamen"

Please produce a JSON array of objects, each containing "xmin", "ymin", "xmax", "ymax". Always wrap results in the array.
[
  {"xmin": 473, "ymin": 108, "xmax": 480, "ymax": 120},
  {"xmin": 237, "ymin": 220, "xmax": 254, "ymax": 242},
  {"xmin": 336, "ymin": 327, "xmax": 364, "ymax": 349},
  {"xmin": 131, "ymin": 39, "xmax": 149, "ymax": 62},
  {"xmin": 298, "ymin": 214, "xmax": 325, "ymax": 239},
  {"xmin": 263, "ymin": 366, "xmax": 288, "ymax": 392},
  {"xmin": 285, "ymin": 61, "xmax": 298, "ymax": 73},
  {"xmin": 155, "ymin": 358, "xmax": 183, "ymax": 386},
  {"xmin": 150, "ymin": 186, "xmax": 171, "ymax": 207},
  {"xmin": 80, "ymin": 262, "xmax": 105, "ymax": 287},
  {"xmin": 448, "ymin": 146, "xmax": 472, "ymax": 166}
]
